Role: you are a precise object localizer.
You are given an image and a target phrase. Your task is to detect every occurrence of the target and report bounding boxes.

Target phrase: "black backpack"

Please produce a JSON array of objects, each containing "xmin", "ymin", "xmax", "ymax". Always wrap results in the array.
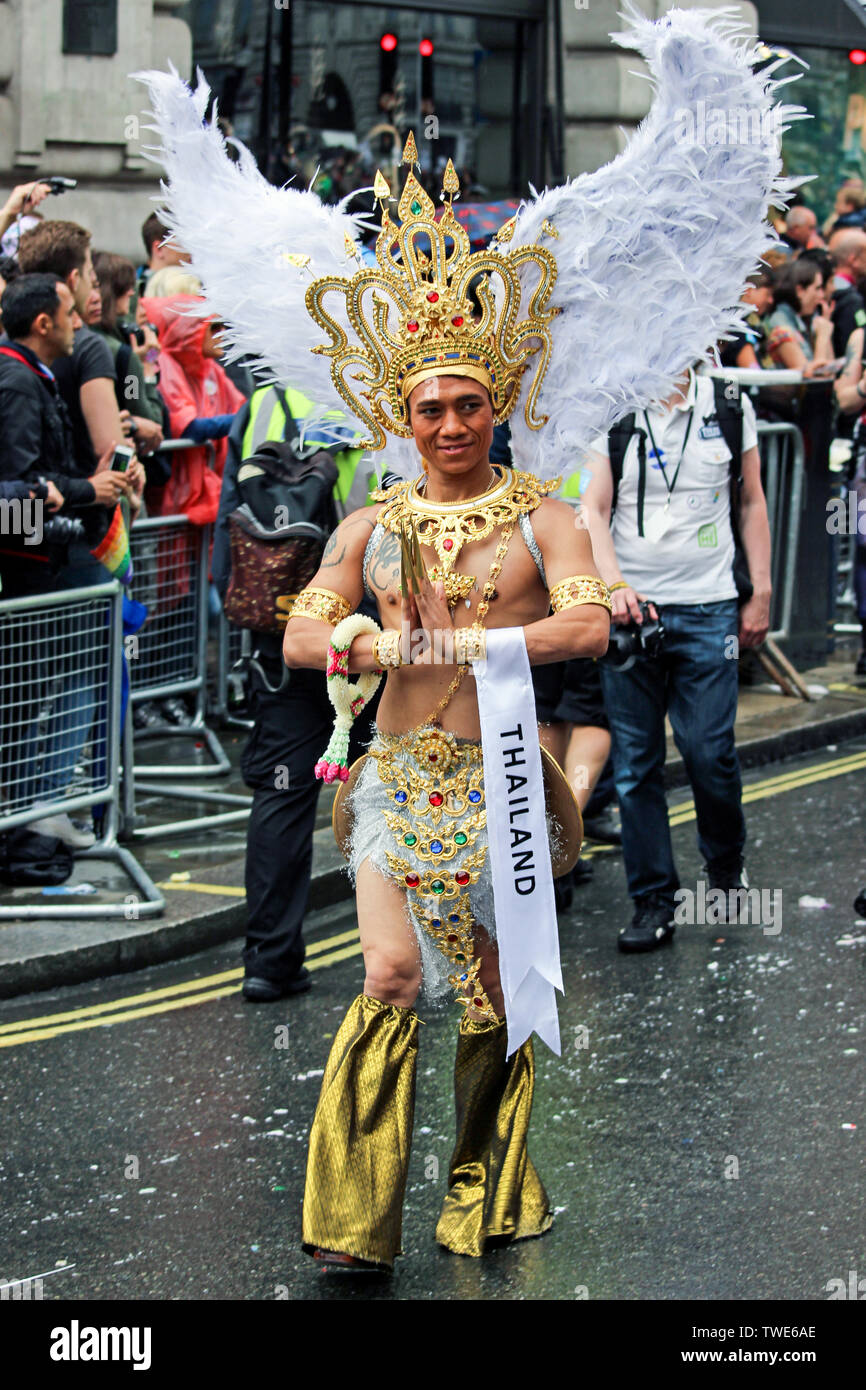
[
  {"xmin": 223, "ymin": 391, "xmax": 342, "ymax": 633},
  {"xmin": 607, "ymin": 376, "xmax": 753, "ymax": 606},
  {"xmin": 0, "ymin": 827, "xmax": 75, "ymax": 886}
]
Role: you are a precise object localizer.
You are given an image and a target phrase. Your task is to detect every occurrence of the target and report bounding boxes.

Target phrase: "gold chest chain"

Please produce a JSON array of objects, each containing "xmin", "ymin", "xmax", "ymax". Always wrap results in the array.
[{"xmin": 373, "ymin": 465, "xmax": 559, "ymax": 610}]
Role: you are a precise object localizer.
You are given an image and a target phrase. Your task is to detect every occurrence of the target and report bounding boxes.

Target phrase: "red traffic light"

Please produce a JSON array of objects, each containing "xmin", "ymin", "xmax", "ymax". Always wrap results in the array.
[
  {"xmin": 850, "ymin": 48, "xmax": 866, "ymax": 65},
  {"xmin": 419, "ymin": 38, "xmax": 434, "ymax": 58},
  {"xmin": 380, "ymin": 33, "xmax": 398, "ymax": 53}
]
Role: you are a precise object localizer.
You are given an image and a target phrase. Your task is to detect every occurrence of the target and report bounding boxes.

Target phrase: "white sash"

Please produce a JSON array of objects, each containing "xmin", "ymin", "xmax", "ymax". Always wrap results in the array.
[{"xmin": 474, "ymin": 627, "xmax": 563, "ymax": 1057}]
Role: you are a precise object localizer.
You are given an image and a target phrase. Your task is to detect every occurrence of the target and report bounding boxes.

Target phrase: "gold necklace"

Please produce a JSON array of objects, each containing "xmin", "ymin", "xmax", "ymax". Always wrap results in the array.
[
  {"xmin": 373, "ymin": 465, "xmax": 558, "ymax": 608},
  {"xmin": 401, "ymin": 517, "xmax": 515, "ymax": 740}
]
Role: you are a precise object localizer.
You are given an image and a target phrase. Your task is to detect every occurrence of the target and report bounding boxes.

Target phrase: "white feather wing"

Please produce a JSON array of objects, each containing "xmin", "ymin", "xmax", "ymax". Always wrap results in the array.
[
  {"xmin": 507, "ymin": 4, "xmax": 807, "ymax": 480},
  {"xmin": 133, "ymin": 65, "xmax": 364, "ymax": 436}
]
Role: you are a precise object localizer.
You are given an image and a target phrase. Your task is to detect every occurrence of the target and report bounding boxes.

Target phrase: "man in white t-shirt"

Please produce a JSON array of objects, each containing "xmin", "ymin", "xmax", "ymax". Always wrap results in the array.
[{"xmin": 581, "ymin": 367, "xmax": 772, "ymax": 951}]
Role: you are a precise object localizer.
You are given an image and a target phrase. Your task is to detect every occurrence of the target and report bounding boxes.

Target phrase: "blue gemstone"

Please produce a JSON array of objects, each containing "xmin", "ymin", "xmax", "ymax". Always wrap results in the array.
[
  {"xmin": 394, "ymin": 790, "xmax": 408, "ymax": 803},
  {"xmin": 430, "ymin": 840, "xmax": 443, "ymax": 854},
  {"xmin": 432, "ymin": 919, "xmax": 441, "ymax": 928},
  {"xmin": 468, "ymin": 790, "xmax": 481, "ymax": 803},
  {"xmin": 449, "ymin": 914, "xmax": 460, "ymax": 923},
  {"xmin": 460, "ymin": 973, "xmax": 468, "ymax": 981}
]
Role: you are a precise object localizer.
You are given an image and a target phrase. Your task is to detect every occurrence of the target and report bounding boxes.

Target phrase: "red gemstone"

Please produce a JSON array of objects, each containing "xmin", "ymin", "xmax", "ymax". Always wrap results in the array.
[
  {"xmin": 429, "ymin": 754, "xmax": 438, "ymax": 762},
  {"xmin": 428, "ymin": 792, "xmax": 444, "ymax": 807},
  {"xmin": 405, "ymin": 873, "xmax": 420, "ymax": 888},
  {"xmin": 452, "ymin": 315, "xmax": 464, "ymax": 326},
  {"xmin": 427, "ymin": 291, "xmax": 439, "ymax": 303},
  {"xmin": 455, "ymin": 870, "xmax": 470, "ymax": 886},
  {"xmin": 443, "ymin": 538, "xmax": 454, "ymax": 551},
  {"xmin": 447, "ymin": 934, "xmax": 459, "ymax": 943},
  {"xmin": 473, "ymin": 997, "xmax": 484, "ymax": 1007},
  {"xmin": 407, "ymin": 321, "xmax": 419, "ymax": 332}
]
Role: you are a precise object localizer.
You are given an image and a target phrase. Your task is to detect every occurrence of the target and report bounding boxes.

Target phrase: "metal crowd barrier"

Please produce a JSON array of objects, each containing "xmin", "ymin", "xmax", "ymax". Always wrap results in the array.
[
  {"xmin": 0, "ymin": 582, "xmax": 164, "ymax": 920},
  {"xmin": 832, "ymin": 524, "xmax": 860, "ymax": 635},
  {"xmin": 126, "ymin": 512, "xmax": 228, "ymax": 775},
  {"xmin": 121, "ymin": 508, "xmax": 251, "ymax": 840},
  {"xmin": 755, "ymin": 420, "xmax": 805, "ymax": 642}
]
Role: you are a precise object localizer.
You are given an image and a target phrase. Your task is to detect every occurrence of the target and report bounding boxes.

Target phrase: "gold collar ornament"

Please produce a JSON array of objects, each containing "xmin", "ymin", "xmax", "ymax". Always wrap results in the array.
[
  {"xmin": 304, "ymin": 135, "xmax": 560, "ymax": 450},
  {"xmin": 377, "ymin": 465, "xmax": 560, "ymax": 608}
]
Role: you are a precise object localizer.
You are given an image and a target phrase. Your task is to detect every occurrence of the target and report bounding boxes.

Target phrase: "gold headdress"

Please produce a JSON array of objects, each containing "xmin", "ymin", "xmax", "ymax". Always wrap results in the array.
[{"xmin": 304, "ymin": 134, "xmax": 559, "ymax": 450}]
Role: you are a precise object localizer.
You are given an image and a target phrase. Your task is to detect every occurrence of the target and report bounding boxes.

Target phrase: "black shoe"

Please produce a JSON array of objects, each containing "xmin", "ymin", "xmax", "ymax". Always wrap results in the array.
[
  {"xmin": 854, "ymin": 888, "xmax": 866, "ymax": 918},
  {"xmin": 242, "ymin": 968, "xmax": 312, "ymax": 1002},
  {"xmin": 132, "ymin": 700, "xmax": 164, "ymax": 732},
  {"xmin": 855, "ymin": 650, "xmax": 866, "ymax": 677},
  {"xmin": 160, "ymin": 697, "xmax": 193, "ymax": 726},
  {"xmin": 704, "ymin": 856, "xmax": 749, "ymax": 923},
  {"xmin": 571, "ymin": 855, "xmax": 594, "ymax": 886},
  {"xmin": 582, "ymin": 810, "xmax": 622, "ymax": 845},
  {"xmin": 617, "ymin": 895, "xmax": 676, "ymax": 953}
]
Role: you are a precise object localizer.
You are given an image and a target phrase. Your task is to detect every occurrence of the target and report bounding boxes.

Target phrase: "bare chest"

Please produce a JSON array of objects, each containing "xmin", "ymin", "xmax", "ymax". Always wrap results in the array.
[{"xmin": 366, "ymin": 520, "xmax": 547, "ymax": 626}]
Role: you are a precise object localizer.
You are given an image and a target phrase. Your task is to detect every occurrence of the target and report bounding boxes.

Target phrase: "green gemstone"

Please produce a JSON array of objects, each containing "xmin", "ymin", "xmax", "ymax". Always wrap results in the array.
[
  {"xmin": 410, "ymin": 199, "xmax": 422, "ymax": 215},
  {"xmin": 454, "ymin": 832, "xmax": 468, "ymax": 846},
  {"xmin": 455, "ymin": 953, "xmax": 466, "ymax": 964},
  {"xmin": 431, "ymin": 879, "xmax": 445, "ymax": 894},
  {"xmin": 404, "ymin": 833, "xmax": 417, "ymax": 847}
]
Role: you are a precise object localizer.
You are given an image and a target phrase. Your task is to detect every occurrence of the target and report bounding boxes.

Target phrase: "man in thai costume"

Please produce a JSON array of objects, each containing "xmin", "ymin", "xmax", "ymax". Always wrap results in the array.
[{"xmin": 137, "ymin": 3, "xmax": 800, "ymax": 1272}]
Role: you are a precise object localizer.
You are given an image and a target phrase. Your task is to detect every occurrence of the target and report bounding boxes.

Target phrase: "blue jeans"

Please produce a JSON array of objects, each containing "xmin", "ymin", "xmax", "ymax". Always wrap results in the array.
[{"xmin": 599, "ymin": 600, "xmax": 745, "ymax": 905}]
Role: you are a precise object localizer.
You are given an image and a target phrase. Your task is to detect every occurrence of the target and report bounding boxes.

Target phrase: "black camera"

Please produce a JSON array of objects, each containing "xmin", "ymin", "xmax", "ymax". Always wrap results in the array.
[
  {"xmin": 118, "ymin": 318, "xmax": 145, "ymax": 346},
  {"xmin": 42, "ymin": 514, "xmax": 86, "ymax": 545},
  {"xmin": 604, "ymin": 601, "xmax": 665, "ymax": 672},
  {"xmin": 45, "ymin": 176, "xmax": 77, "ymax": 195}
]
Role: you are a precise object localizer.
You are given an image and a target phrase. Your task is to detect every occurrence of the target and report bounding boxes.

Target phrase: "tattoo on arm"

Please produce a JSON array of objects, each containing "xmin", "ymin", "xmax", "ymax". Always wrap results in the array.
[
  {"xmin": 367, "ymin": 528, "xmax": 401, "ymax": 593},
  {"xmin": 320, "ymin": 515, "xmax": 376, "ymax": 570},
  {"xmin": 319, "ymin": 529, "xmax": 346, "ymax": 568}
]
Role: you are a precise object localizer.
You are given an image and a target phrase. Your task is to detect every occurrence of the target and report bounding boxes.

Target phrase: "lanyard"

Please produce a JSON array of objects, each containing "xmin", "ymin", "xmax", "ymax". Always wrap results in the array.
[{"xmin": 642, "ymin": 404, "xmax": 694, "ymax": 504}]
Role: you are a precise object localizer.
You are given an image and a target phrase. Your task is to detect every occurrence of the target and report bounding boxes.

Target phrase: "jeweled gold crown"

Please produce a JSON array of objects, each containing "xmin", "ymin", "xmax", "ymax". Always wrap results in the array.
[{"xmin": 305, "ymin": 134, "xmax": 559, "ymax": 450}]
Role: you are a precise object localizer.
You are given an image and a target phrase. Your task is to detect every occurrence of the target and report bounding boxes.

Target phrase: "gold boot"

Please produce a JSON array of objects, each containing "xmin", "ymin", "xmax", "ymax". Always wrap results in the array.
[
  {"xmin": 302, "ymin": 993, "xmax": 418, "ymax": 1269},
  {"xmin": 436, "ymin": 1014, "xmax": 552, "ymax": 1257}
]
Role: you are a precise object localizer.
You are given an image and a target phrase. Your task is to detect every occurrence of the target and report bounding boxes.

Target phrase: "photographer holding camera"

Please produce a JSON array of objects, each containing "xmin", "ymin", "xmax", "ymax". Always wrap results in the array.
[
  {"xmin": 0, "ymin": 273, "xmax": 130, "ymax": 598},
  {"xmin": 580, "ymin": 365, "xmax": 772, "ymax": 952}
]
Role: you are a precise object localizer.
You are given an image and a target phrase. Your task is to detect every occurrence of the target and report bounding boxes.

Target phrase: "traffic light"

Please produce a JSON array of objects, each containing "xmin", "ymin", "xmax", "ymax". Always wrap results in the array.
[
  {"xmin": 380, "ymin": 33, "xmax": 398, "ymax": 97},
  {"xmin": 419, "ymin": 37, "xmax": 434, "ymax": 103}
]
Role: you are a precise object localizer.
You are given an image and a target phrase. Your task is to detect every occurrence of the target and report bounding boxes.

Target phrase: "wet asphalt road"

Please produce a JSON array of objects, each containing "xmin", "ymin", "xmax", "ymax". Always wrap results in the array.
[{"xmin": 1, "ymin": 740, "xmax": 864, "ymax": 1302}]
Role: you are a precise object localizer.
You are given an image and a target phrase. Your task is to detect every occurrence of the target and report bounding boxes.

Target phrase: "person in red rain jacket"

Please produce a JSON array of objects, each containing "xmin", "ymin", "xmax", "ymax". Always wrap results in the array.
[{"xmin": 141, "ymin": 292, "xmax": 245, "ymax": 524}]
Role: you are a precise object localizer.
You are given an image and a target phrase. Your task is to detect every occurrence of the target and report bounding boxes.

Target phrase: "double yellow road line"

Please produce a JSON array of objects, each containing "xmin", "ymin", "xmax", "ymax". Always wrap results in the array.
[
  {"xmin": 1, "ymin": 747, "xmax": 864, "ymax": 1049},
  {"xmin": 0, "ymin": 930, "xmax": 362, "ymax": 1049}
]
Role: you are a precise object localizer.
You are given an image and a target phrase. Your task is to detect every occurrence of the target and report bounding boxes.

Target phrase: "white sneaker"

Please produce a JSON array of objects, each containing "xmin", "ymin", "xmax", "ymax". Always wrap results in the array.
[{"xmin": 28, "ymin": 812, "xmax": 95, "ymax": 849}]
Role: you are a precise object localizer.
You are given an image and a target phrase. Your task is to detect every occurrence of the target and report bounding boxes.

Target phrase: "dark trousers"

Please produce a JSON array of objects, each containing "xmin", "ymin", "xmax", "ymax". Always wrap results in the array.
[
  {"xmin": 599, "ymin": 600, "xmax": 745, "ymax": 905},
  {"xmin": 239, "ymin": 635, "xmax": 378, "ymax": 983}
]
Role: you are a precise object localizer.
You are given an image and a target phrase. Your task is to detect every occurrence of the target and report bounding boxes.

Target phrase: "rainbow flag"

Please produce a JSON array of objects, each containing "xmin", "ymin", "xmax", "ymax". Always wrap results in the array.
[{"xmin": 90, "ymin": 505, "xmax": 133, "ymax": 585}]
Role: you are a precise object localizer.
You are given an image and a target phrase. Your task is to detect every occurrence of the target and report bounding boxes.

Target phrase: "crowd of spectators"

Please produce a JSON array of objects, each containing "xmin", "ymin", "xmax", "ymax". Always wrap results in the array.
[{"xmin": 0, "ymin": 183, "xmax": 249, "ymax": 853}]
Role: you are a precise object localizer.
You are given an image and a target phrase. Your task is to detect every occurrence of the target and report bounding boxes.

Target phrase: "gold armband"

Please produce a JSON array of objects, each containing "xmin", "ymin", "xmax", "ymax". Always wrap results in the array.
[
  {"xmin": 289, "ymin": 587, "xmax": 354, "ymax": 625},
  {"xmin": 549, "ymin": 575, "xmax": 612, "ymax": 614},
  {"xmin": 372, "ymin": 629, "xmax": 404, "ymax": 668},
  {"xmin": 453, "ymin": 626, "xmax": 487, "ymax": 665}
]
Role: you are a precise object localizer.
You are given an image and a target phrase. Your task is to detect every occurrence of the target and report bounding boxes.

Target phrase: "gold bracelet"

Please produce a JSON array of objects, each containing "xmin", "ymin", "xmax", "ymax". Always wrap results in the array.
[
  {"xmin": 289, "ymin": 587, "xmax": 354, "ymax": 625},
  {"xmin": 372, "ymin": 628, "xmax": 404, "ymax": 668},
  {"xmin": 608, "ymin": 580, "xmax": 629, "ymax": 593},
  {"xmin": 549, "ymin": 575, "xmax": 613, "ymax": 614},
  {"xmin": 453, "ymin": 626, "xmax": 487, "ymax": 665}
]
